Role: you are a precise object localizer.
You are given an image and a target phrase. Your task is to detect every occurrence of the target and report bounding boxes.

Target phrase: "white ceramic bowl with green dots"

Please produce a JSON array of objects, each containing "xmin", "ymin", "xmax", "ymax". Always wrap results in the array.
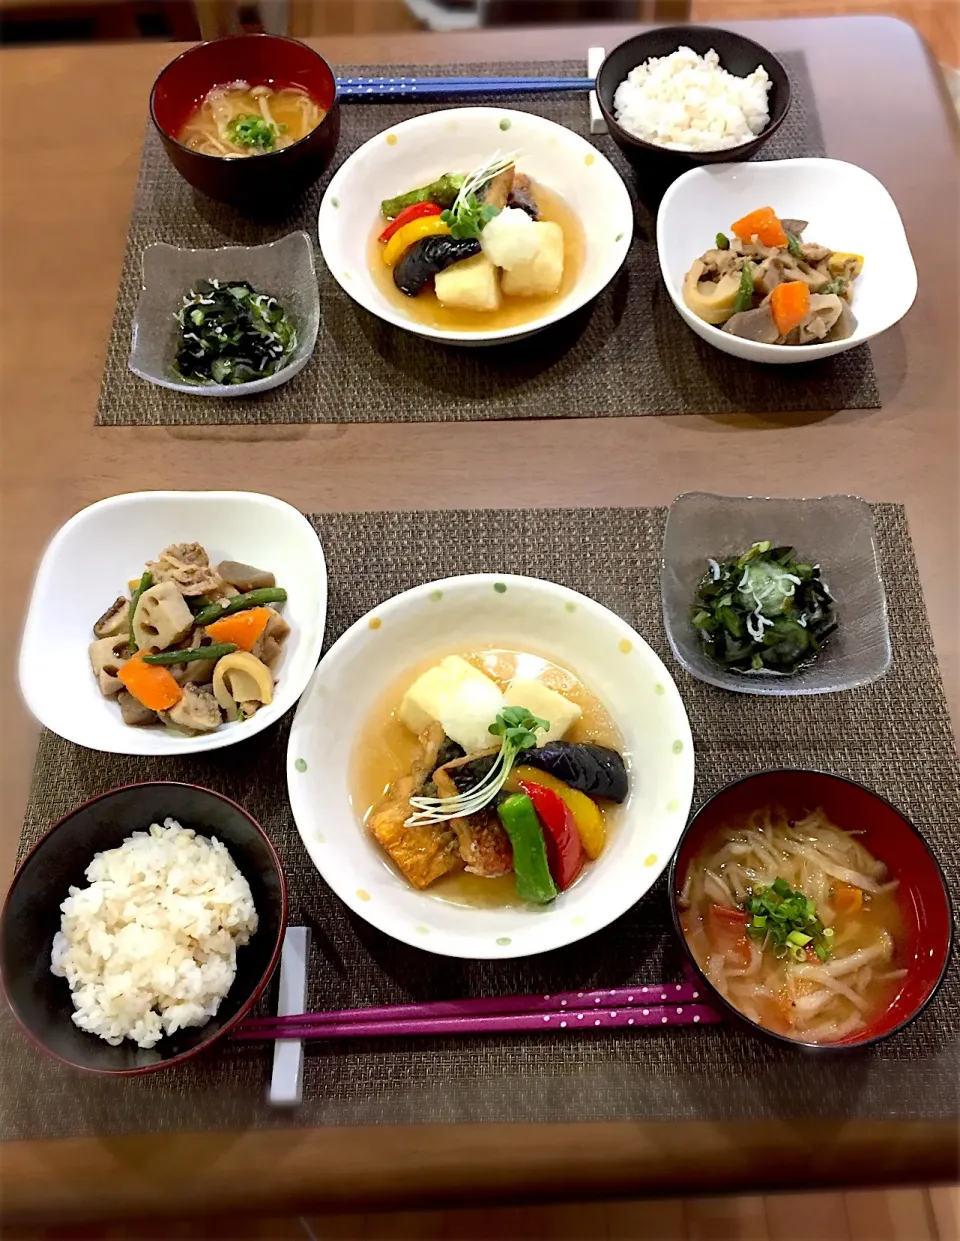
[
  {"xmin": 286, "ymin": 573, "xmax": 694, "ymax": 959},
  {"xmin": 316, "ymin": 106, "xmax": 634, "ymax": 346}
]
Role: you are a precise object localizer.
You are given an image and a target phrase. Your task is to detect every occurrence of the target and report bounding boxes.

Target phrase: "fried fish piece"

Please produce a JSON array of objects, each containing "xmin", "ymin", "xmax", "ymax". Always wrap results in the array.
[{"xmin": 367, "ymin": 724, "xmax": 461, "ymax": 889}]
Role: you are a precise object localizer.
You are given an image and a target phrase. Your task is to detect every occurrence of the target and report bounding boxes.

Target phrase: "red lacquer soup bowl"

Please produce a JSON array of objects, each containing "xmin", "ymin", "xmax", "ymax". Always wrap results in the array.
[
  {"xmin": 669, "ymin": 769, "xmax": 953, "ymax": 1050},
  {"xmin": 151, "ymin": 34, "xmax": 340, "ymax": 209}
]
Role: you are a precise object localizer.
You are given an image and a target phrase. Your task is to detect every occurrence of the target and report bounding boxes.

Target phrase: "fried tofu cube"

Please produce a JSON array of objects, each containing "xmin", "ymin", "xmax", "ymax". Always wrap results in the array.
[
  {"xmin": 504, "ymin": 677, "xmax": 582, "ymax": 742},
  {"xmin": 399, "ymin": 655, "xmax": 504, "ymax": 752},
  {"xmin": 500, "ymin": 221, "xmax": 564, "ymax": 297},
  {"xmin": 434, "ymin": 254, "xmax": 501, "ymax": 312}
]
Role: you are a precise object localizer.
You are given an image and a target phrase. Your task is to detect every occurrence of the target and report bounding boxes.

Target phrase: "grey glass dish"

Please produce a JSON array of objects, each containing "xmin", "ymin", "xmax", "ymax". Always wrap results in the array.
[
  {"xmin": 661, "ymin": 492, "xmax": 892, "ymax": 696},
  {"xmin": 128, "ymin": 231, "xmax": 319, "ymax": 397}
]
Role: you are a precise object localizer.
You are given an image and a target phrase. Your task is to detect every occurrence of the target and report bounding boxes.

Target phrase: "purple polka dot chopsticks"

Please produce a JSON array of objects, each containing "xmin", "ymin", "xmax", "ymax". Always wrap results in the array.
[{"xmin": 234, "ymin": 984, "xmax": 722, "ymax": 1042}]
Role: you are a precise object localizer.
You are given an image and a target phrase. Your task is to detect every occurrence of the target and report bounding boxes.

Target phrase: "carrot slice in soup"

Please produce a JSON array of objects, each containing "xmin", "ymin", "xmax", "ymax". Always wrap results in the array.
[
  {"xmin": 706, "ymin": 904, "xmax": 751, "ymax": 966},
  {"xmin": 117, "ymin": 652, "xmax": 183, "ymax": 711},
  {"xmin": 730, "ymin": 206, "xmax": 788, "ymax": 249},
  {"xmin": 770, "ymin": 280, "xmax": 811, "ymax": 336},
  {"xmin": 758, "ymin": 991, "xmax": 794, "ymax": 1033},
  {"xmin": 834, "ymin": 884, "xmax": 864, "ymax": 916}
]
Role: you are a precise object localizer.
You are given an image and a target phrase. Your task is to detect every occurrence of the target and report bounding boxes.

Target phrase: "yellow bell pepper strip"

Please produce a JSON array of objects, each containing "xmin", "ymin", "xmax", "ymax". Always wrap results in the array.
[
  {"xmin": 381, "ymin": 216, "xmax": 450, "ymax": 268},
  {"xmin": 518, "ymin": 780, "xmax": 584, "ymax": 890},
  {"xmin": 378, "ymin": 201, "xmax": 442, "ymax": 243},
  {"xmin": 496, "ymin": 793, "xmax": 557, "ymax": 904},
  {"xmin": 512, "ymin": 765, "xmax": 606, "ymax": 859}
]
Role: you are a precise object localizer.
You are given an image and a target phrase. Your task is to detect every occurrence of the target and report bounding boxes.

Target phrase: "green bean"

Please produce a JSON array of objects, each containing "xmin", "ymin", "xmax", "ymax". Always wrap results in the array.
[
  {"xmin": 128, "ymin": 571, "xmax": 152, "ymax": 648},
  {"xmin": 194, "ymin": 587, "xmax": 287, "ymax": 628},
  {"xmin": 142, "ymin": 642, "xmax": 237, "ymax": 666}
]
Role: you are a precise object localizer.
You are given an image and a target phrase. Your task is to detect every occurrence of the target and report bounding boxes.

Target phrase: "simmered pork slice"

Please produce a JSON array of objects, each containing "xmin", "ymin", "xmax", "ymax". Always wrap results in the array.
[
  {"xmin": 149, "ymin": 542, "xmax": 223, "ymax": 598},
  {"xmin": 433, "ymin": 753, "xmax": 514, "ymax": 878},
  {"xmin": 368, "ymin": 724, "xmax": 461, "ymax": 889}
]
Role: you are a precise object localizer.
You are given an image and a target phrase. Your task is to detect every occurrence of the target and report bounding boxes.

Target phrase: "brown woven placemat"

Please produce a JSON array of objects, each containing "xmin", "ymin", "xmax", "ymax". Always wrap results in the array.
[
  {"xmin": 1, "ymin": 504, "xmax": 955, "ymax": 1142},
  {"xmin": 95, "ymin": 54, "xmax": 879, "ymax": 427}
]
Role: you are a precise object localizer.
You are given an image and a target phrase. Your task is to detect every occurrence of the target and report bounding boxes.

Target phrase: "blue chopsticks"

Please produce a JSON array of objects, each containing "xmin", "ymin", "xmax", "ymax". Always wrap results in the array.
[{"xmin": 337, "ymin": 76, "xmax": 595, "ymax": 100}]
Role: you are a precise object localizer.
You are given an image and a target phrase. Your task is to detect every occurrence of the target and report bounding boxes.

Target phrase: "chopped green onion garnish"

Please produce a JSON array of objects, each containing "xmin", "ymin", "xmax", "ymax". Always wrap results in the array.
[{"xmin": 743, "ymin": 877, "xmax": 833, "ymax": 962}]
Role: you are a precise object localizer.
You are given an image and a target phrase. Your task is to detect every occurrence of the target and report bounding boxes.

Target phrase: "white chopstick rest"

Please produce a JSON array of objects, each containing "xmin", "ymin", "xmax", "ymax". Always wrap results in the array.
[
  {"xmin": 268, "ymin": 926, "xmax": 311, "ymax": 1107},
  {"xmin": 588, "ymin": 47, "xmax": 606, "ymax": 135}
]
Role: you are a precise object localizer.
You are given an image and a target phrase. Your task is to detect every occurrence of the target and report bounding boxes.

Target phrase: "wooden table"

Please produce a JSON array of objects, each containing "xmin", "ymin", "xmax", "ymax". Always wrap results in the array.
[{"xmin": 1, "ymin": 16, "xmax": 958, "ymax": 1225}]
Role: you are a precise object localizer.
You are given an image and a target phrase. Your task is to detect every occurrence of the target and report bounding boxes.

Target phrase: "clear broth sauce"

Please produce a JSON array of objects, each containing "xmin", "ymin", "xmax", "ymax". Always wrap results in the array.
[
  {"xmin": 368, "ymin": 182, "xmax": 584, "ymax": 334},
  {"xmin": 351, "ymin": 649, "xmax": 622, "ymax": 908}
]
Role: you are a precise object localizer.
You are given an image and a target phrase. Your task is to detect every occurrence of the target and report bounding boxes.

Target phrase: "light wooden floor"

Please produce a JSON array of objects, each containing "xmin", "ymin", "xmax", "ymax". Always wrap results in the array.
[{"xmin": 4, "ymin": 1186, "xmax": 957, "ymax": 1240}]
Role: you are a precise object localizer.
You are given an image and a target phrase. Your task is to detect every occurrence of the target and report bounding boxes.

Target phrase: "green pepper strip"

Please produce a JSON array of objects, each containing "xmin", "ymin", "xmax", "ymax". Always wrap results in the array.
[
  {"xmin": 142, "ymin": 642, "xmax": 237, "ymax": 666},
  {"xmin": 497, "ymin": 793, "xmax": 558, "ymax": 904},
  {"xmin": 128, "ymin": 571, "xmax": 153, "ymax": 649},
  {"xmin": 193, "ymin": 587, "xmax": 287, "ymax": 628}
]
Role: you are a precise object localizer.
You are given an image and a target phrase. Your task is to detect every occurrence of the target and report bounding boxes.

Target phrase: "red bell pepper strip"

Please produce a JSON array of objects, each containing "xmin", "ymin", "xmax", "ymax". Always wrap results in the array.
[
  {"xmin": 519, "ymin": 779, "xmax": 584, "ymax": 890},
  {"xmin": 378, "ymin": 201, "xmax": 443, "ymax": 243}
]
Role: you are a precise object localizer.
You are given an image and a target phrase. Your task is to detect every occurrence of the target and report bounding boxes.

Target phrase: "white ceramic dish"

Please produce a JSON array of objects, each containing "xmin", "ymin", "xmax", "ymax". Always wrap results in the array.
[
  {"xmin": 19, "ymin": 491, "xmax": 327, "ymax": 755},
  {"xmin": 287, "ymin": 573, "xmax": 694, "ymax": 959},
  {"xmin": 657, "ymin": 157, "xmax": 917, "ymax": 364},
  {"xmin": 317, "ymin": 107, "xmax": 634, "ymax": 346}
]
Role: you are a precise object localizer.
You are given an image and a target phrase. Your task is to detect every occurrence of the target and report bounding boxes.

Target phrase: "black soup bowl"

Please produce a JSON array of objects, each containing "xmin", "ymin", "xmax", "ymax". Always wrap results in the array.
[
  {"xmin": 1, "ymin": 782, "xmax": 287, "ymax": 1075},
  {"xmin": 596, "ymin": 27, "xmax": 791, "ymax": 185},
  {"xmin": 151, "ymin": 33, "xmax": 341, "ymax": 210}
]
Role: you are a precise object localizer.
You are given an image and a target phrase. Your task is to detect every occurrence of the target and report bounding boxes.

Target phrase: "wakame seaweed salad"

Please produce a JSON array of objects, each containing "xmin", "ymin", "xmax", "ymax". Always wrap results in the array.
[
  {"xmin": 173, "ymin": 279, "xmax": 296, "ymax": 386},
  {"xmin": 691, "ymin": 541, "xmax": 838, "ymax": 675}
]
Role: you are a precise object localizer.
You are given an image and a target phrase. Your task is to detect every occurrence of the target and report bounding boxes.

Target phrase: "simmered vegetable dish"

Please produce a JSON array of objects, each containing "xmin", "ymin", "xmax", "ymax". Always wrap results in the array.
[
  {"xmin": 683, "ymin": 206, "xmax": 864, "ymax": 345},
  {"xmin": 89, "ymin": 544, "xmax": 289, "ymax": 733},
  {"xmin": 354, "ymin": 652, "xmax": 628, "ymax": 905},
  {"xmin": 372, "ymin": 153, "xmax": 575, "ymax": 330}
]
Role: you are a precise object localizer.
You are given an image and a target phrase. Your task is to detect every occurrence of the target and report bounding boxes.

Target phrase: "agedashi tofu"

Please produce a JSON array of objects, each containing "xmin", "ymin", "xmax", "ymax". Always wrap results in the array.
[
  {"xmin": 435, "ymin": 254, "xmax": 501, "ymax": 312},
  {"xmin": 504, "ymin": 677, "xmax": 582, "ymax": 742},
  {"xmin": 399, "ymin": 655, "xmax": 504, "ymax": 752},
  {"xmin": 500, "ymin": 221, "xmax": 564, "ymax": 297}
]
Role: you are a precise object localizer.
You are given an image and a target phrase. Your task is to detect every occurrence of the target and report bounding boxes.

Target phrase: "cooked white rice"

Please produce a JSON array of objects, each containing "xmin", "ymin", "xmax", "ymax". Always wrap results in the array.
[
  {"xmin": 613, "ymin": 47, "xmax": 771, "ymax": 153},
  {"xmin": 50, "ymin": 818, "xmax": 258, "ymax": 1049}
]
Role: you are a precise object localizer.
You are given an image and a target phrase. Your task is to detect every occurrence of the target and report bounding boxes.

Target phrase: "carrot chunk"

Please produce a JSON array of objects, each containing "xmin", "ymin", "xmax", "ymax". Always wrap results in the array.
[
  {"xmin": 204, "ymin": 606, "xmax": 272, "ymax": 652},
  {"xmin": 770, "ymin": 280, "xmax": 811, "ymax": 336},
  {"xmin": 730, "ymin": 206, "xmax": 788, "ymax": 249},
  {"xmin": 117, "ymin": 651, "xmax": 183, "ymax": 711}
]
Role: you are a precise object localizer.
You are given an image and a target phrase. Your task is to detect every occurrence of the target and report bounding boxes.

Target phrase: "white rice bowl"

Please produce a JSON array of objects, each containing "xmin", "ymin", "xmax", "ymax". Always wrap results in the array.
[
  {"xmin": 613, "ymin": 47, "xmax": 771, "ymax": 152},
  {"xmin": 50, "ymin": 818, "xmax": 258, "ymax": 1049}
]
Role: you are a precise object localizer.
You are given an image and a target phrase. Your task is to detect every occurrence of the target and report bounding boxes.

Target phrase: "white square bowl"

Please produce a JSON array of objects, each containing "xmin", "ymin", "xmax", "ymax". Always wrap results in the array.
[
  {"xmin": 19, "ymin": 491, "xmax": 327, "ymax": 755},
  {"xmin": 657, "ymin": 158, "xmax": 917, "ymax": 364}
]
